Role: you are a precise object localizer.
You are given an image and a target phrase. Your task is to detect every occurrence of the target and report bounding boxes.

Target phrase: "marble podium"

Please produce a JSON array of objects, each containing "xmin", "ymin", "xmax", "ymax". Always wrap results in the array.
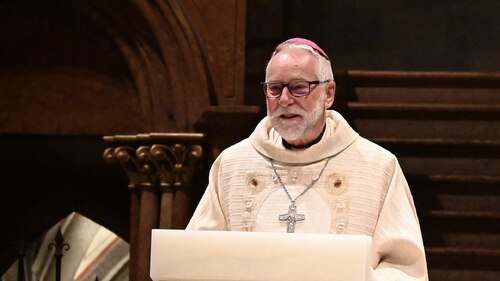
[{"xmin": 150, "ymin": 229, "xmax": 374, "ymax": 281}]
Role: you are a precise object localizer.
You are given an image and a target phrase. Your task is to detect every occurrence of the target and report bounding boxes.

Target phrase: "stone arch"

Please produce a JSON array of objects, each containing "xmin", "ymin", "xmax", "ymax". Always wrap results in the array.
[
  {"xmin": 0, "ymin": 0, "xmax": 214, "ymax": 134},
  {"xmin": 66, "ymin": 0, "xmax": 213, "ymax": 132}
]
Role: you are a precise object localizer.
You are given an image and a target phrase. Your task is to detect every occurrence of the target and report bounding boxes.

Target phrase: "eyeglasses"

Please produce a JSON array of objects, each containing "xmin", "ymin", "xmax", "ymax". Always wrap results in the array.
[{"xmin": 261, "ymin": 80, "xmax": 330, "ymax": 98}]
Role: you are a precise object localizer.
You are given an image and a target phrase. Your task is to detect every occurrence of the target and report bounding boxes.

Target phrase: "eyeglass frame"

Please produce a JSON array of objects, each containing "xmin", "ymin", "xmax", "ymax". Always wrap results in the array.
[{"xmin": 261, "ymin": 80, "xmax": 331, "ymax": 98}]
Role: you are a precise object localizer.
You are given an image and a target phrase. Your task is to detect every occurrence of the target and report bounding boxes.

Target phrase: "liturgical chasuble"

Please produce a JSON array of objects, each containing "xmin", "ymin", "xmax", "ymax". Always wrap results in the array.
[{"xmin": 187, "ymin": 110, "xmax": 428, "ymax": 281}]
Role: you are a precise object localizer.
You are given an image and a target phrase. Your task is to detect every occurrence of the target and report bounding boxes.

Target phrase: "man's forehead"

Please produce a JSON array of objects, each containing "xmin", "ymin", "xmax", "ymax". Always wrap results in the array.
[{"xmin": 269, "ymin": 48, "xmax": 317, "ymax": 70}]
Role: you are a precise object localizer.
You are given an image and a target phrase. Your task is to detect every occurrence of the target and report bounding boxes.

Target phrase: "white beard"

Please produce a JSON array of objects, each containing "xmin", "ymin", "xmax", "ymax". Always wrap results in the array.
[{"xmin": 268, "ymin": 94, "xmax": 325, "ymax": 142}]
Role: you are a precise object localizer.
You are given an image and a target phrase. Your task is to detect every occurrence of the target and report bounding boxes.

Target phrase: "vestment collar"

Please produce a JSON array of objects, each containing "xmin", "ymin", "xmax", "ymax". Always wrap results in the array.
[{"xmin": 249, "ymin": 110, "xmax": 359, "ymax": 164}]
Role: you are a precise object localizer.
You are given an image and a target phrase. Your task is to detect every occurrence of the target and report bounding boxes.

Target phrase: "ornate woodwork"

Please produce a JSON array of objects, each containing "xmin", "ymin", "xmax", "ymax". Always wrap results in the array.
[
  {"xmin": 47, "ymin": 227, "xmax": 70, "ymax": 281},
  {"xmin": 103, "ymin": 133, "xmax": 204, "ymax": 281},
  {"xmin": 0, "ymin": 0, "xmax": 248, "ymax": 134}
]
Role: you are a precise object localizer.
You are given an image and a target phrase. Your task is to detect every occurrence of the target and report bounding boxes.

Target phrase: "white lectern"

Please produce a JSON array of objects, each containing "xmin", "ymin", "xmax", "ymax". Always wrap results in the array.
[{"xmin": 150, "ymin": 229, "xmax": 374, "ymax": 281}]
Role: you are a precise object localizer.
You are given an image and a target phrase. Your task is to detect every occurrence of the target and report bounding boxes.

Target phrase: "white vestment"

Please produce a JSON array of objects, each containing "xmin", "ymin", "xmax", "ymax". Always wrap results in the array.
[{"xmin": 187, "ymin": 110, "xmax": 428, "ymax": 281}]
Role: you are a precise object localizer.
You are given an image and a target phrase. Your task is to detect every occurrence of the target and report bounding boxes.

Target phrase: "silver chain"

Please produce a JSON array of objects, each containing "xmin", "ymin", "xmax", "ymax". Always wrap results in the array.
[{"xmin": 270, "ymin": 157, "xmax": 332, "ymax": 204}]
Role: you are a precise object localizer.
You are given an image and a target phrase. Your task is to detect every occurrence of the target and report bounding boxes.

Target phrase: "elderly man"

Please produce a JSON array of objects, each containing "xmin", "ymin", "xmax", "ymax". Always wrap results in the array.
[{"xmin": 187, "ymin": 38, "xmax": 428, "ymax": 280}]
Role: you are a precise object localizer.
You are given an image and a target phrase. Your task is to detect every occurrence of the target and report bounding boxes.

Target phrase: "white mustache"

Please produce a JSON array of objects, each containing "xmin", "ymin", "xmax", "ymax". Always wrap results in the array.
[{"xmin": 270, "ymin": 106, "xmax": 306, "ymax": 117}]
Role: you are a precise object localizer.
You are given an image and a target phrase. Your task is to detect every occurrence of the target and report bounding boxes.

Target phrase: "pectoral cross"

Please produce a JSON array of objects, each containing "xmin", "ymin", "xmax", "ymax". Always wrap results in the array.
[{"xmin": 279, "ymin": 203, "xmax": 305, "ymax": 233}]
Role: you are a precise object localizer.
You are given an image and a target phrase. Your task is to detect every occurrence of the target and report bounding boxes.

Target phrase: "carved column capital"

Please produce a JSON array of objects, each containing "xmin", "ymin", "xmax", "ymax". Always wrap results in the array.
[
  {"xmin": 150, "ymin": 143, "xmax": 203, "ymax": 190},
  {"xmin": 103, "ymin": 133, "xmax": 204, "ymax": 190}
]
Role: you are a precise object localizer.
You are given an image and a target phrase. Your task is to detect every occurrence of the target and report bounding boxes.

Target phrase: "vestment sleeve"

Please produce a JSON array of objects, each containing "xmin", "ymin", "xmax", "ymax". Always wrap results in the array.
[
  {"xmin": 186, "ymin": 155, "xmax": 228, "ymax": 230},
  {"xmin": 371, "ymin": 162, "xmax": 429, "ymax": 281}
]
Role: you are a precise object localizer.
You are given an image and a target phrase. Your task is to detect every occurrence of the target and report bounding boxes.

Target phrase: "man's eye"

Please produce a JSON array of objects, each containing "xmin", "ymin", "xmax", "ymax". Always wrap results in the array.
[
  {"xmin": 290, "ymin": 83, "xmax": 308, "ymax": 91},
  {"xmin": 269, "ymin": 84, "xmax": 283, "ymax": 91}
]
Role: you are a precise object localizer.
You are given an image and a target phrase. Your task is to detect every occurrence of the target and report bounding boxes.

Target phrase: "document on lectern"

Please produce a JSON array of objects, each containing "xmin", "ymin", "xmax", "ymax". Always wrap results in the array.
[{"xmin": 150, "ymin": 229, "xmax": 374, "ymax": 281}]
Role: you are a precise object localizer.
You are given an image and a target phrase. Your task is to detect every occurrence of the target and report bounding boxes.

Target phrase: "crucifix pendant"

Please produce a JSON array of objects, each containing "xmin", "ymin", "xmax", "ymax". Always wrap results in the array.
[{"xmin": 279, "ymin": 203, "xmax": 305, "ymax": 233}]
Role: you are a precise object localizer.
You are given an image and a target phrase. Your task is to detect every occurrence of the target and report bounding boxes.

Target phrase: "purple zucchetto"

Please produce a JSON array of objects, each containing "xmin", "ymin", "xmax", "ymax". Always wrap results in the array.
[{"xmin": 283, "ymin": 37, "xmax": 330, "ymax": 61}]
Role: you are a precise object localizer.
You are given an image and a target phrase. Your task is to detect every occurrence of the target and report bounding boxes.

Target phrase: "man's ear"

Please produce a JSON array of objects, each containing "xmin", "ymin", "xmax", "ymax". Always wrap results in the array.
[{"xmin": 325, "ymin": 81, "xmax": 336, "ymax": 108}]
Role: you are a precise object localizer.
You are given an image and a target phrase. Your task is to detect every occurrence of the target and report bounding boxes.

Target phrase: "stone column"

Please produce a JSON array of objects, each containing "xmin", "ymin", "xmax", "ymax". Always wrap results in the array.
[{"xmin": 103, "ymin": 133, "xmax": 204, "ymax": 281}]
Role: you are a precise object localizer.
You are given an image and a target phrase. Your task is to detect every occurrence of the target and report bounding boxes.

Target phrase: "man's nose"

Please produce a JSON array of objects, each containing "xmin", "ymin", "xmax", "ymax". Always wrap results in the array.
[{"xmin": 278, "ymin": 86, "xmax": 295, "ymax": 106}]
